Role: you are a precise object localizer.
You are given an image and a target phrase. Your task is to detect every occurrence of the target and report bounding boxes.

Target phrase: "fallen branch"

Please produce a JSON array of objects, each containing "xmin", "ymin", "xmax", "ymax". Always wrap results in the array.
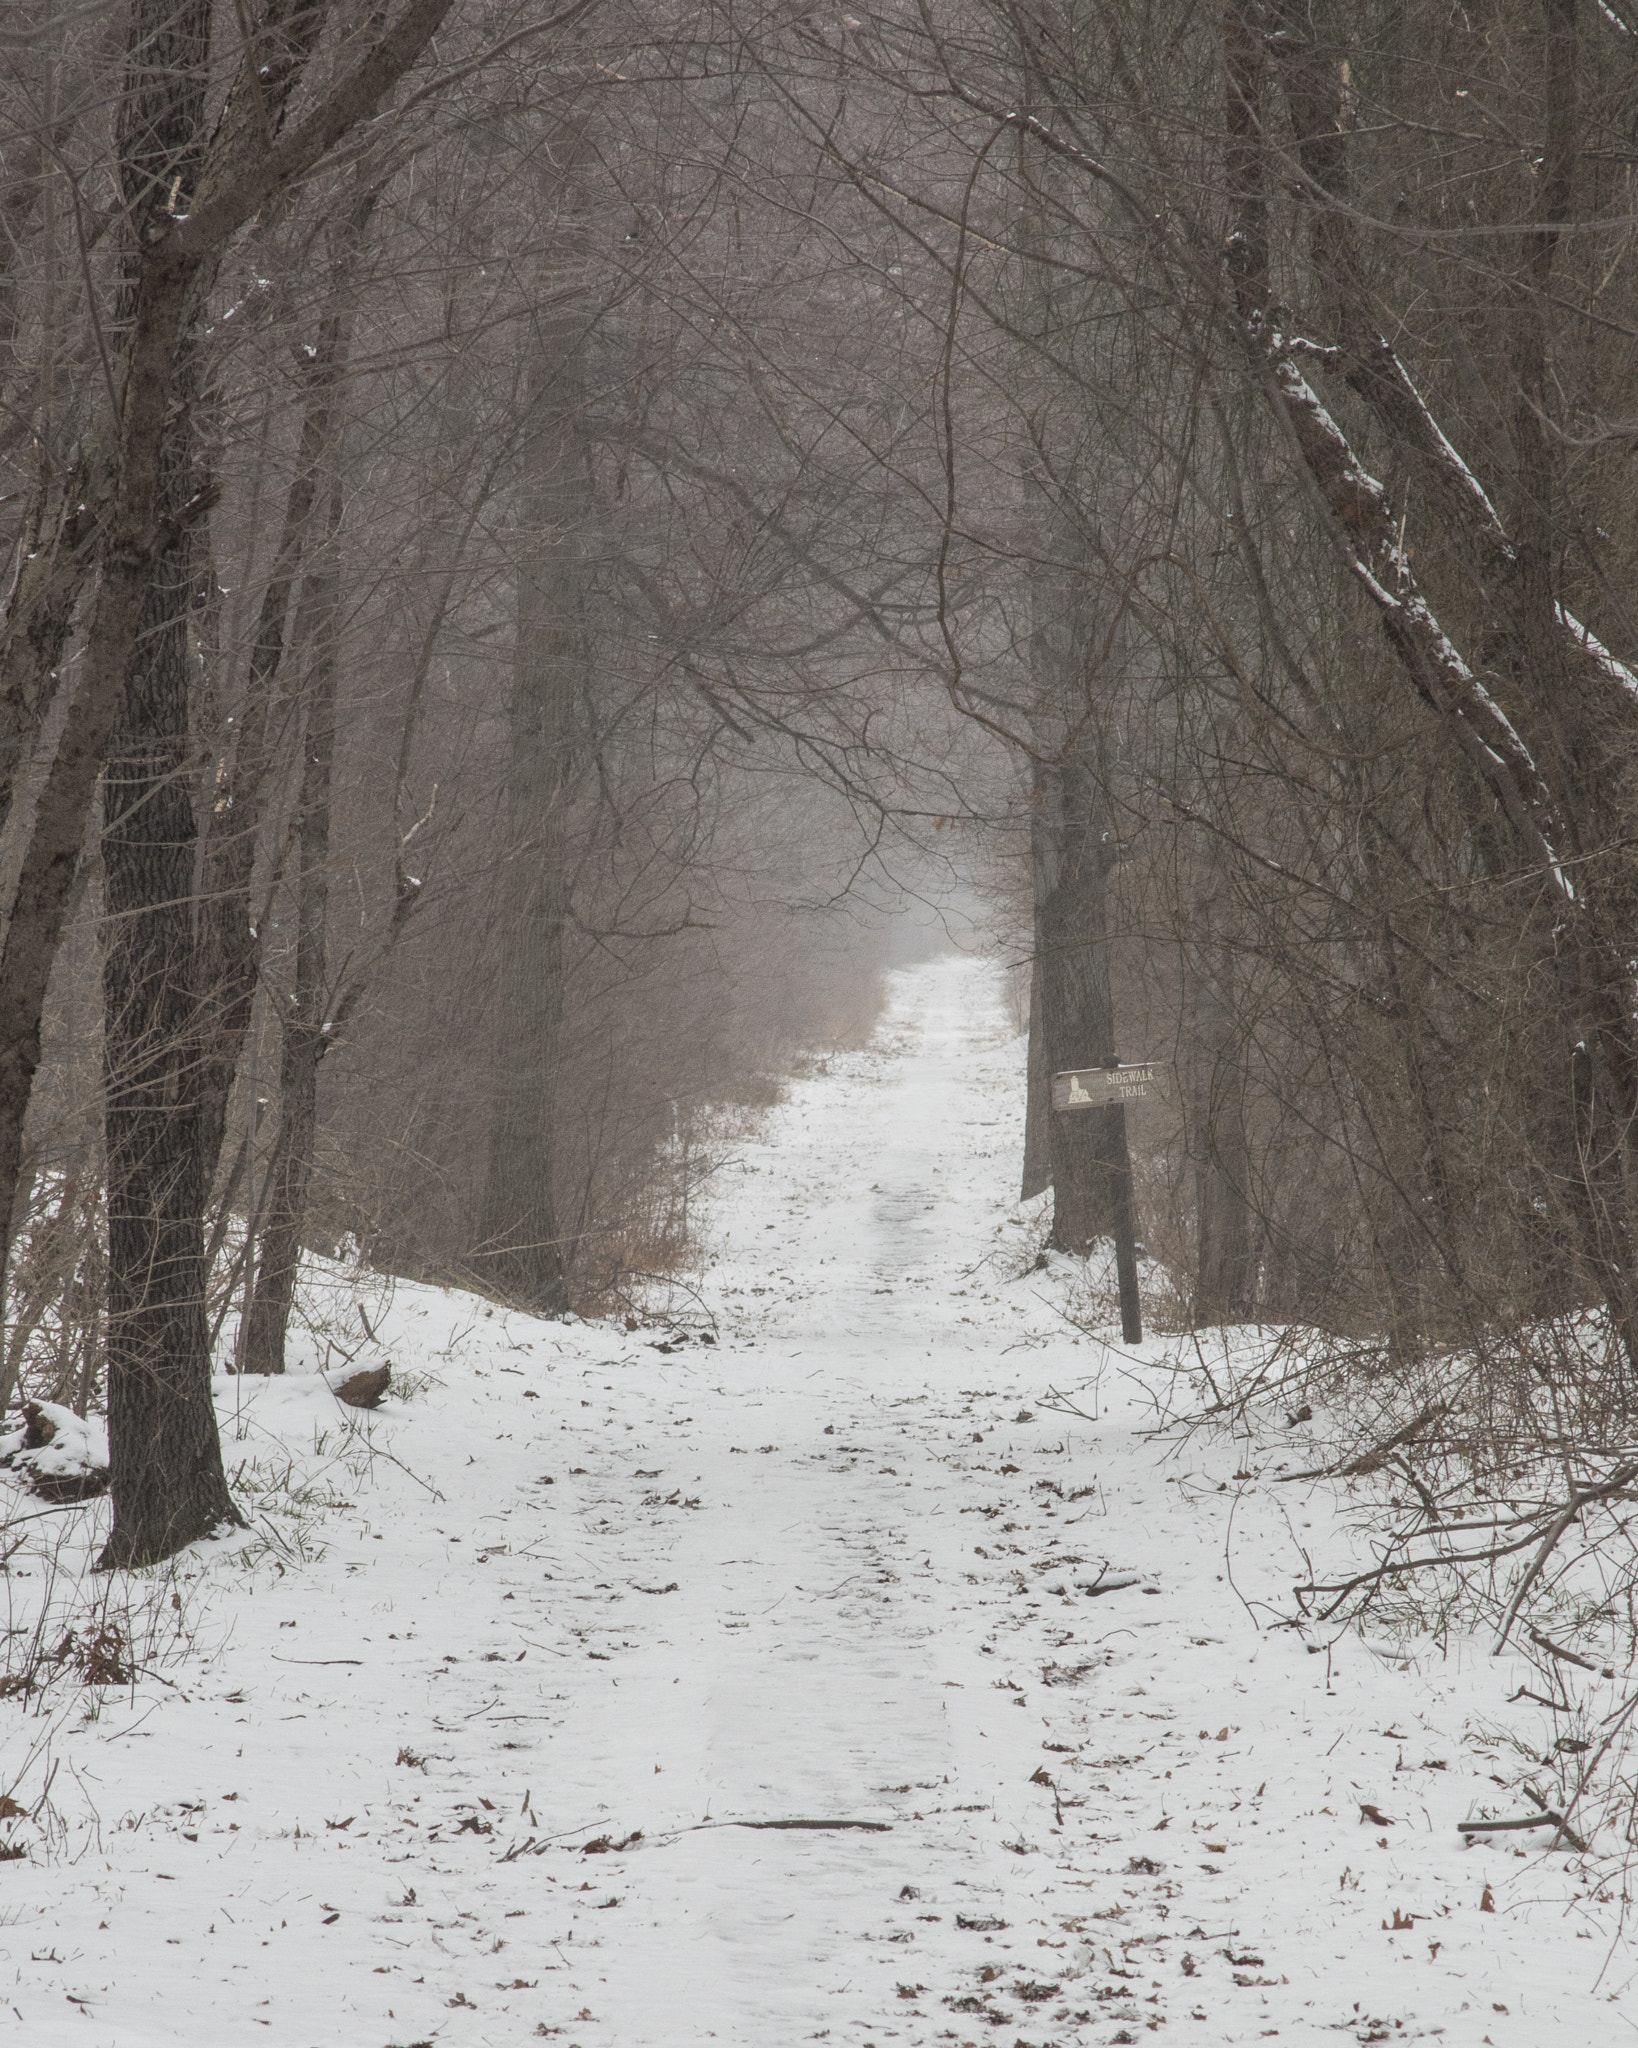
[
  {"xmin": 1296, "ymin": 1454, "xmax": 1638, "ymax": 1625},
  {"xmin": 1527, "ymin": 1626, "xmax": 1599, "ymax": 1673},
  {"xmin": 1495, "ymin": 1461, "xmax": 1638, "ymax": 1649},
  {"xmin": 1459, "ymin": 1810, "xmax": 1588, "ymax": 1852},
  {"xmin": 727, "ymin": 1818, "xmax": 891, "ymax": 1831},
  {"xmin": 1039, "ymin": 1387, "xmax": 1100, "ymax": 1424},
  {"xmin": 500, "ymin": 1815, "xmax": 893, "ymax": 1861},
  {"xmin": 1276, "ymin": 1404, "xmax": 1449, "ymax": 1483},
  {"xmin": 1297, "ymin": 1518, "xmax": 1553, "ymax": 1621}
]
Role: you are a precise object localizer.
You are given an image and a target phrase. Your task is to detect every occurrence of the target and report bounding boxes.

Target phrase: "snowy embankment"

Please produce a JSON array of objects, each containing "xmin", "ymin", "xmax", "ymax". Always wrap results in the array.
[{"xmin": 1, "ymin": 957, "xmax": 1629, "ymax": 2047}]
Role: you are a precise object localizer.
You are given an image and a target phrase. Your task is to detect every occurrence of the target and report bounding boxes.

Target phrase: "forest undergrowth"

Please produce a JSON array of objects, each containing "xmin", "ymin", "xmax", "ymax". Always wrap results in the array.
[{"xmin": 1093, "ymin": 1303, "xmax": 1638, "ymax": 1912}]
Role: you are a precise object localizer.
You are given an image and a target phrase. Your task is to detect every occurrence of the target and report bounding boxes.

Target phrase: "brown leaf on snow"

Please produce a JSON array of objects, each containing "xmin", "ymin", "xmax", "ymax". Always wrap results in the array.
[
  {"xmin": 1480, "ymin": 1884, "xmax": 1497, "ymax": 1912},
  {"xmin": 1359, "ymin": 1803, "xmax": 1394, "ymax": 1827}
]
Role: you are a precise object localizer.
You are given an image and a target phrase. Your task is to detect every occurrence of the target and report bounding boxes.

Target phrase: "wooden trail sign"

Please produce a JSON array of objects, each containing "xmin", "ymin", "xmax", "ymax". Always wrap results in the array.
[
  {"xmin": 1048, "ymin": 1059, "xmax": 1153, "ymax": 1348},
  {"xmin": 1052, "ymin": 1062, "xmax": 1156, "ymax": 1112}
]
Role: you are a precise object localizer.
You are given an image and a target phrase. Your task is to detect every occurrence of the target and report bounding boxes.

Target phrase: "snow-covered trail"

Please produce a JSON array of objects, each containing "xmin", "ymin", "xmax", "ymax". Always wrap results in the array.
[{"xmin": 4, "ymin": 958, "xmax": 1629, "ymax": 2047}]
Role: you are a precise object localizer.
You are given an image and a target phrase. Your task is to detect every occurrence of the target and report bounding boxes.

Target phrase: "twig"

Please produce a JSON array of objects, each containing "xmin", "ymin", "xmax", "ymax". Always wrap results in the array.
[
  {"xmin": 1039, "ymin": 1387, "xmax": 1099, "ymax": 1424},
  {"xmin": 1559, "ymin": 1686, "xmax": 1638, "ymax": 1842},
  {"xmin": 1081, "ymin": 1574, "xmax": 1142, "ymax": 1597},
  {"xmin": 1188, "ymin": 1329, "xmax": 1225, "ymax": 1411},
  {"xmin": 1522, "ymin": 1782, "xmax": 1592, "ymax": 1852},
  {"xmin": 1509, "ymin": 1685, "xmax": 1572, "ymax": 1713},
  {"xmin": 497, "ymin": 1818, "xmax": 611, "ymax": 1861}
]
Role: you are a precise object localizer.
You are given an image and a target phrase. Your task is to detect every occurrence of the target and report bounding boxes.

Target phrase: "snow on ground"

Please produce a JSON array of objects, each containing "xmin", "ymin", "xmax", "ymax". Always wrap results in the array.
[{"xmin": 1, "ymin": 956, "xmax": 1632, "ymax": 2047}]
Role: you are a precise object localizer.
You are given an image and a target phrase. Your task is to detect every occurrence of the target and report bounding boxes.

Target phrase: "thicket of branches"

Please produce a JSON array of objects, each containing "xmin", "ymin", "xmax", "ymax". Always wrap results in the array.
[
  {"xmin": 6, "ymin": 0, "xmax": 1638, "ymax": 1572},
  {"xmin": 766, "ymin": 1, "xmax": 1638, "ymax": 1391}
]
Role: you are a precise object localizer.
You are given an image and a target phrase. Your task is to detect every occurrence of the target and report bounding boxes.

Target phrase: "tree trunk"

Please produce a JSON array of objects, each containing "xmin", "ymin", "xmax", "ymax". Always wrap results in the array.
[
  {"xmin": 194, "ymin": 188, "xmax": 372, "ymax": 1200},
  {"xmin": 192, "ymin": 373, "xmax": 328, "ymax": 1197},
  {"xmin": 100, "ymin": 547, "xmax": 238, "ymax": 1554},
  {"xmin": 98, "ymin": 389, "xmax": 238, "ymax": 1564},
  {"xmin": 1187, "ymin": 872, "xmax": 1252, "ymax": 1324},
  {"xmin": 1034, "ymin": 753, "xmax": 1123, "ymax": 1256},
  {"xmin": 240, "ymin": 484, "xmax": 342, "ymax": 1376},
  {"xmin": 95, "ymin": 0, "xmax": 237, "ymax": 1570},
  {"xmin": 1020, "ymin": 945, "xmax": 1051, "ymax": 1202},
  {"xmin": 475, "ymin": 122, "xmax": 593, "ymax": 1318}
]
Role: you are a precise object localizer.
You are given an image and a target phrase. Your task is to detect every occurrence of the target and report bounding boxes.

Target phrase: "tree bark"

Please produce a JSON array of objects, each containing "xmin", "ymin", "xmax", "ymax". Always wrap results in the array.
[
  {"xmin": 240, "ymin": 483, "xmax": 343, "ymax": 1376},
  {"xmin": 195, "ymin": 205, "xmax": 369, "ymax": 1197},
  {"xmin": 99, "ymin": 508, "xmax": 238, "ymax": 1563},
  {"xmin": 97, "ymin": 0, "xmax": 235, "ymax": 1569},
  {"xmin": 475, "ymin": 117, "xmax": 594, "ymax": 1318},
  {"xmin": 1020, "ymin": 944, "xmax": 1051, "ymax": 1202},
  {"xmin": 1186, "ymin": 869, "xmax": 1252, "ymax": 1323},
  {"xmin": 1034, "ymin": 751, "xmax": 1123, "ymax": 1256}
]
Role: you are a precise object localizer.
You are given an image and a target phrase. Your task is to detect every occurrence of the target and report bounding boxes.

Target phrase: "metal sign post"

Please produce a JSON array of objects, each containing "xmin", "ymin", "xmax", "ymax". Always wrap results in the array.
[{"xmin": 1052, "ymin": 1063, "xmax": 1151, "ymax": 1346}]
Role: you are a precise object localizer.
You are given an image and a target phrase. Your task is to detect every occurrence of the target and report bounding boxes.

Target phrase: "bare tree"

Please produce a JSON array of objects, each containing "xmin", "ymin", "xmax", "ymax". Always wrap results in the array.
[{"xmin": 0, "ymin": 0, "xmax": 458, "ymax": 1563}]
